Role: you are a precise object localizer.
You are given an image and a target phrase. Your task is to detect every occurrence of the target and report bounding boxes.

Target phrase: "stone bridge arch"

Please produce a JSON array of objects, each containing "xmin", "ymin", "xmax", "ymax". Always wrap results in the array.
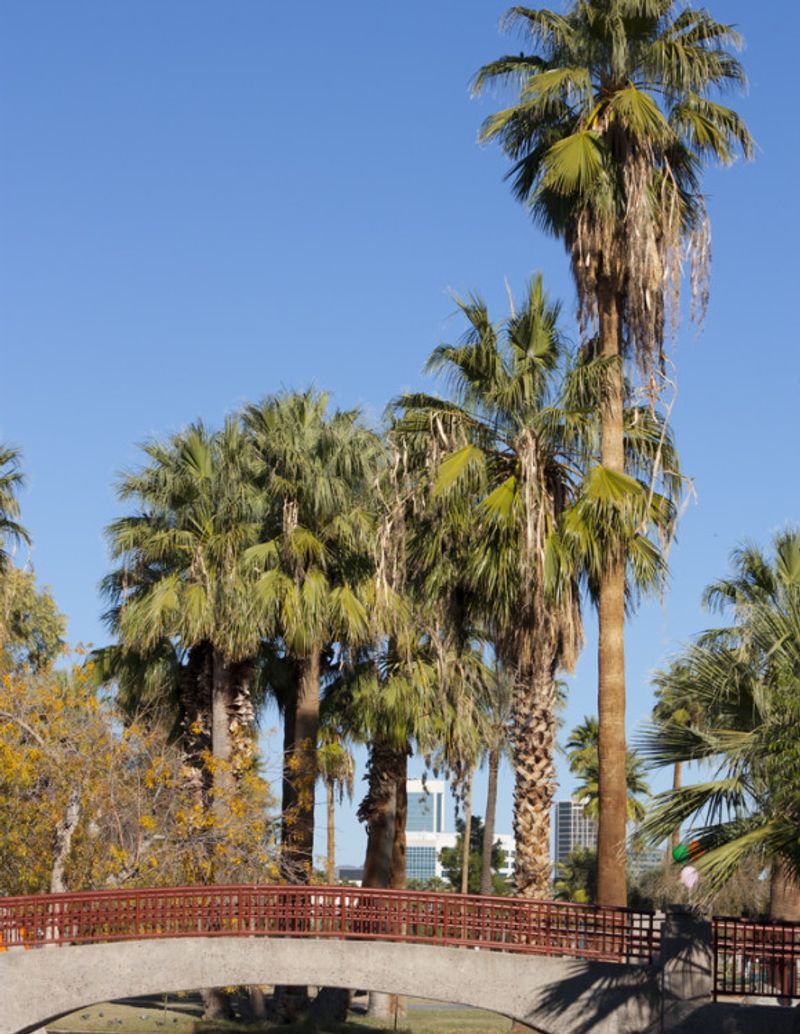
[{"xmin": 0, "ymin": 936, "xmax": 656, "ymax": 1034}]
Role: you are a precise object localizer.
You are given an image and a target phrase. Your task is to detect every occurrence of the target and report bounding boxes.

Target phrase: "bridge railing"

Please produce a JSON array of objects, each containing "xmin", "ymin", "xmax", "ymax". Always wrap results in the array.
[
  {"xmin": 0, "ymin": 884, "xmax": 659, "ymax": 964},
  {"xmin": 713, "ymin": 915, "xmax": 800, "ymax": 1000}
]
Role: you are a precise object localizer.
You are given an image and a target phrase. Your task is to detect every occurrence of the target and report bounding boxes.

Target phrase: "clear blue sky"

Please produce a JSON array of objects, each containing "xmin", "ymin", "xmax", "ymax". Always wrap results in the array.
[{"xmin": 1, "ymin": 1, "xmax": 797, "ymax": 868}]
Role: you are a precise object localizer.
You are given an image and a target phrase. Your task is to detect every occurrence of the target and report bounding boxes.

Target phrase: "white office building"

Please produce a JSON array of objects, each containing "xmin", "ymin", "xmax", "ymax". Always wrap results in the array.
[
  {"xmin": 405, "ymin": 777, "xmax": 515, "ymax": 885},
  {"xmin": 494, "ymin": 833, "xmax": 516, "ymax": 880},
  {"xmin": 405, "ymin": 778, "xmax": 456, "ymax": 882}
]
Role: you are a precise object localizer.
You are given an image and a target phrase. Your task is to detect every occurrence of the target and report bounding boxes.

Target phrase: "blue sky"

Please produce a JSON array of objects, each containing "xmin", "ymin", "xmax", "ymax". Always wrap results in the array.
[{"xmin": 1, "ymin": 1, "xmax": 798, "ymax": 868}]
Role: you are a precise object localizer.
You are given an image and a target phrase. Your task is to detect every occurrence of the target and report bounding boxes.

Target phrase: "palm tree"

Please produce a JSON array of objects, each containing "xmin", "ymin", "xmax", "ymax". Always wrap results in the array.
[
  {"xmin": 317, "ymin": 730, "xmax": 355, "ymax": 884},
  {"xmin": 104, "ymin": 420, "xmax": 267, "ymax": 1022},
  {"xmin": 478, "ymin": 664, "xmax": 514, "ymax": 896},
  {"xmin": 0, "ymin": 445, "xmax": 30, "ymax": 573},
  {"xmin": 565, "ymin": 715, "xmax": 650, "ymax": 822},
  {"xmin": 396, "ymin": 276, "xmax": 584, "ymax": 898},
  {"xmin": 475, "ymin": 0, "xmax": 752, "ymax": 906},
  {"xmin": 104, "ymin": 420, "xmax": 264, "ymax": 819},
  {"xmin": 244, "ymin": 390, "xmax": 381, "ymax": 880},
  {"xmin": 638, "ymin": 530, "xmax": 800, "ymax": 919}
]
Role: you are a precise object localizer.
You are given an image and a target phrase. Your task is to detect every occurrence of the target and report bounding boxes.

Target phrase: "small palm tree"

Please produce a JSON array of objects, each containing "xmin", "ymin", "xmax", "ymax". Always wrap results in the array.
[
  {"xmin": 316, "ymin": 731, "xmax": 355, "ymax": 884},
  {"xmin": 638, "ymin": 530, "xmax": 800, "ymax": 918},
  {"xmin": 475, "ymin": 0, "xmax": 752, "ymax": 907},
  {"xmin": 0, "ymin": 445, "xmax": 30, "ymax": 572},
  {"xmin": 565, "ymin": 715, "xmax": 650, "ymax": 822}
]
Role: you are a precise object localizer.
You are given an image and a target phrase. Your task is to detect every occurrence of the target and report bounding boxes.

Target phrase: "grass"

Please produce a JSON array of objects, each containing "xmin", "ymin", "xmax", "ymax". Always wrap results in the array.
[{"xmin": 48, "ymin": 996, "xmax": 512, "ymax": 1034}]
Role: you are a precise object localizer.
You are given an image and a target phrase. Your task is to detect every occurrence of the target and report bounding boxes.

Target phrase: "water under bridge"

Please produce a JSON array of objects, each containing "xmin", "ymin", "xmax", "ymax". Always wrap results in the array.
[{"xmin": 1, "ymin": 884, "xmax": 798, "ymax": 1034}]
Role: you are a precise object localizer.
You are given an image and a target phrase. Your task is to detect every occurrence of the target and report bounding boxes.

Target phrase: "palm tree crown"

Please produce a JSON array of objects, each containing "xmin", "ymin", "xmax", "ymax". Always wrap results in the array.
[{"xmin": 475, "ymin": 0, "xmax": 753, "ymax": 365}]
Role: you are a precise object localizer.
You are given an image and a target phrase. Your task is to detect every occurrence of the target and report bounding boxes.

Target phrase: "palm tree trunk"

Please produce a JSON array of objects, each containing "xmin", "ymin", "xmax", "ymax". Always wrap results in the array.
[
  {"xmin": 391, "ymin": 747, "xmax": 408, "ymax": 888},
  {"xmin": 211, "ymin": 649, "xmax": 235, "ymax": 806},
  {"xmin": 50, "ymin": 790, "xmax": 80, "ymax": 894},
  {"xmin": 460, "ymin": 767, "xmax": 473, "ymax": 895},
  {"xmin": 596, "ymin": 278, "xmax": 628, "ymax": 909},
  {"xmin": 290, "ymin": 650, "xmax": 321, "ymax": 882},
  {"xmin": 387, "ymin": 748, "xmax": 408, "ymax": 1024},
  {"xmin": 480, "ymin": 747, "xmax": 500, "ymax": 897},
  {"xmin": 359, "ymin": 739, "xmax": 407, "ymax": 1022},
  {"xmin": 511, "ymin": 654, "xmax": 558, "ymax": 899},
  {"xmin": 668, "ymin": 761, "xmax": 682, "ymax": 855},
  {"xmin": 280, "ymin": 679, "xmax": 298, "ymax": 880},
  {"xmin": 326, "ymin": 777, "xmax": 336, "ymax": 884},
  {"xmin": 360, "ymin": 739, "xmax": 399, "ymax": 889},
  {"xmin": 770, "ymin": 861, "xmax": 800, "ymax": 920},
  {"xmin": 769, "ymin": 861, "xmax": 800, "ymax": 1002}
]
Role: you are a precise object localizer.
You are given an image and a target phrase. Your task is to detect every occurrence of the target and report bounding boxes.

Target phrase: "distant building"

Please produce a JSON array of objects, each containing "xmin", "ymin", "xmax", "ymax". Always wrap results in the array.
[
  {"xmin": 553, "ymin": 799, "xmax": 598, "ymax": 865},
  {"xmin": 335, "ymin": 865, "xmax": 364, "ymax": 885},
  {"xmin": 628, "ymin": 848, "xmax": 664, "ymax": 880},
  {"xmin": 407, "ymin": 777, "xmax": 446, "ymax": 833},
  {"xmin": 405, "ymin": 778, "xmax": 456, "ymax": 882},
  {"xmin": 494, "ymin": 833, "xmax": 516, "ymax": 881},
  {"xmin": 405, "ymin": 778, "xmax": 514, "ymax": 885}
]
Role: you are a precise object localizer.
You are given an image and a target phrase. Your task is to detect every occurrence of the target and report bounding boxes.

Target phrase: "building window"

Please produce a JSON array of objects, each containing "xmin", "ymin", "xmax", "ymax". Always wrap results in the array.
[
  {"xmin": 406, "ymin": 846, "xmax": 437, "ymax": 882},
  {"xmin": 407, "ymin": 791, "xmax": 439, "ymax": 833}
]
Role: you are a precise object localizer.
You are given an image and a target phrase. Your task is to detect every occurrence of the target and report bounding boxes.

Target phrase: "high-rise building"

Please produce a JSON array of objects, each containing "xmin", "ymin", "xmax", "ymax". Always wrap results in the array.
[
  {"xmin": 407, "ymin": 778, "xmax": 445, "ymax": 833},
  {"xmin": 405, "ymin": 779, "xmax": 455, "ymax": 882},
  {"xmin": 404, "ymin": 778, "xmax": 516, "ymax": 885},
  {"xmin": 553, "ymin": 799, "xmax": 598, "ymax": 865}
]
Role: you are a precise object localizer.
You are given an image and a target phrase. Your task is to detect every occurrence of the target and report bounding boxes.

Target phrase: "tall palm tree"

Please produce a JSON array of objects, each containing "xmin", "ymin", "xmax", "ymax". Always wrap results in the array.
[
  {"xmin": 638, "ymin": 530, "xmax": 800, "ymax": 919},
  {"xmin": 475, "ymin": 0, "xmax": 752, "ymax": 906},
  {"xmin": 0, "ymin": 445, "xmax": 30, "ymax": 573},
  {"xmin": 396, "ymin": 276, "xmax": 584, "ymax": 898},
  {"xmin": 244, "ymin": 390, "xmax": 381, "ymax": 880}
]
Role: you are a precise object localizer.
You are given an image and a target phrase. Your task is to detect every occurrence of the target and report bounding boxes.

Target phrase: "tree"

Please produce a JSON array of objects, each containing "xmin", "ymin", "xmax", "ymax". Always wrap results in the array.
[
  {"xmin": 316, "ymin": 731, "xmax": 355, "ymax": 884},
  {"xmin": 0, "ymin": 445, "xmax": 29, "ymax": 573},
  {"xmin": 638, "ymin": 530, "xmax": 800, "ymax": 919},
  {"xmin": 475, "ymin": 0, "xmax": 752, "ymax": 906},
  {"xmin": 104, "ymin": 419, "xmax": 265, "ymax": 825},
  {"xmin": 244, "ymin": 391, "xmax": 381, "ymax": 881},
  {"xmin": 478, "ymin": 665, "xmax": 514, "ymax": 896},
  {"xmin": 396, "ymin": 276, "xmax": 584, "ymax": 898},
  {"xmin": 0, "ymin": 658, "xmax": 279, "ymax": 896},
  {"xmin": 0, "ymin": 568, "xmax": 65, "ymax": 673},
  {"xmin": 440, "ymin": 815, "xmax": 510, "ymax": 895},
  {"xmin": 565, "ymin": 715, "xmax": 650, "ymax": 822},
  {"xmin": 554, "ymin": 847, "xmax": 597, "ymax": 903}
]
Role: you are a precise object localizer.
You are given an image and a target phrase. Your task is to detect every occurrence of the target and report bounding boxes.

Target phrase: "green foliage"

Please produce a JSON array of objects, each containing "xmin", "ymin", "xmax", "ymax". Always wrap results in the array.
[
  {"xmin": 628, "ymin": 857, "xmax": 769, "ymax": 917},
  {"xmin": 0, "ymin": 567, "xmax": 66, "ymax": 672},
  {"xmin": 564, "ymin": 715, "xmax": 650, "ymax": 821},
  {"xmin": 638, "ymin": 529, "xmax": 800, "ymax": 893},
  {"xmin": 553, "ymin": 847, "xmax": 597, "ymax": 903},
  {"xmin": 0, "ymin": 445, "xmax": 30, "ymax": 572},
  {"xmin": 475, "ymin": 0, "xmax": 753, "ymax": 385},
  {"xmin": 439, "ymin": 816, "xmax": 511, "ymax": 895}
]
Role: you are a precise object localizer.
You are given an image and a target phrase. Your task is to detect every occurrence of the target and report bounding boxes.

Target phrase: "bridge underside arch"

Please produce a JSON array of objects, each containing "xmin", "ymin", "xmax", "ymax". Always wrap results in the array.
[{"xmin": 0, "ymin": 937, "xmax": 656, "ymax": 1034}]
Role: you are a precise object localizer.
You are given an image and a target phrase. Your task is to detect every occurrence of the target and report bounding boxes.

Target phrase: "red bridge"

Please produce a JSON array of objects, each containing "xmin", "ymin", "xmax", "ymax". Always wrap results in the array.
[
  {"xmin": 0, "ymin": 882, "xmax": 658, "ymax": 962},
  {"xmin": 1, "ymin": 885, "xmax": 799, "ymax": 1034}
]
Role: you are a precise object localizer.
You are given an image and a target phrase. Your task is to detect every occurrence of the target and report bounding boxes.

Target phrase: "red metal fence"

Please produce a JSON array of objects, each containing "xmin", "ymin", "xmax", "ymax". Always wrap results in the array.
[
  {"xmin": 714, "ymin": 916, "xmax": 800, "ymax": 1000},
  {"xmin": 0, "ymin": 884, "xmax": 659, "ymax": 964}
]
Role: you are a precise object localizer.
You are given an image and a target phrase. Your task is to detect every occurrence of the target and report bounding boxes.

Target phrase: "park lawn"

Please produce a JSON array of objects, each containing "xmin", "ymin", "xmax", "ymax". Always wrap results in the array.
[{"xmin": 48, "ymin": 997, "xmax": 513, "ymax": 1034}]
